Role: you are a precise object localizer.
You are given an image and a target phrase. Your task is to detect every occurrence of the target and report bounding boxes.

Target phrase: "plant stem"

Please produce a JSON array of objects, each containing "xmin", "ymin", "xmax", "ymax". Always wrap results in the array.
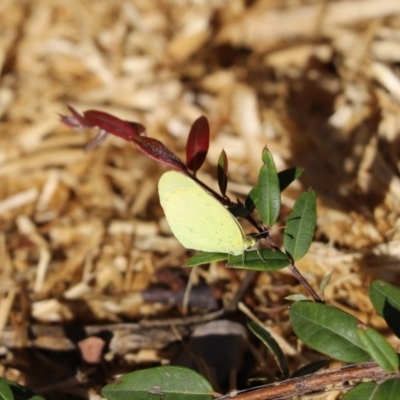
[{"xmin": 288, "ymin": 262, "xmax": 322, "ymax": 302}]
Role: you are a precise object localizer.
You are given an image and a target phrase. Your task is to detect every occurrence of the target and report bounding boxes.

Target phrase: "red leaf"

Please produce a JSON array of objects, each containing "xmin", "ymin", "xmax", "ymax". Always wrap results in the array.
[
  {"xmin": 124, "ymin": 121, "xmax": 146, "ymax": 136},
  {"xmin": 59, "ymin": 105, "xmax": 93, "ymax": 129},
  {"xmin": 61, "ymin": 106, "xmax": 186, "ymax": 171},
  {"xmin": 133, "ymin": 136, "xmax": 187, "ymax": 172},
  {"xmin": 84, "ymin": 110, "xmax": 139, "ymax": 141},
  {"xmin": 186, "ymin": 115, "xmax": 210, "ymax": 174}
]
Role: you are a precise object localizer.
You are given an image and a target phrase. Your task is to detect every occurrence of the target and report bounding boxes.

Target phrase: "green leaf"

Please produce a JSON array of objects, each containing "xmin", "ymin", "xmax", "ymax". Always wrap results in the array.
[
  {"xmin": 374, "ymin": 378, "xmax": 400, "ymax": 399},
  {"xmin": 320, "ymin": 272, "xmax": 333, "ymax": 298},
  {"xmin": 248, "ymin": 321, "xmax": 289, "ymax": 378},
  {"xmin": 0, "ymin": 379, "xmax": 14, "ymax": 400},
  {"xmin": 289, "ymin": 302, "xmax": 370, "ymax": 363},
  {"xmin": 185, "ymin": 252, "xmax": 229, "ymax": 266},
  {"xmin": 342, "ymin": 382, "xmax": 377, "ymax": 400},
  {"xmin": 244, "ymin": 186, "xmax": 258, "ymax": 213},
  {"xmin": 285, "ymin": 294, "xmax": 310, "ymax": 301},
  {"xmin": 186, "ymin": 248, "xmax": 290, "ymax": 269},
  {"xmin": 244, "ymin": 167, "xmax": 303, "ymax": 213},
  {"xmin": 290, "ymin": 360, "xmax": 330, "ymax": 378},
  {"xmin": 344, "ymin": 380, "xmax": 400, "ymax": 400},
  {"xmin": 227, "ymin": 248, "xmax": 290, "ymax": 271},
  {"xmin": 102, "ymin": 366, "xmax": 213, "ymax": 400},
  {"xmin": 369, "ymin": 280, "xmax": 400, "ymax": 338},
  {"xmin": 283, "ymin": 190, "xmax": 316, "ymax": 261},
  {"xmin": 256, "ymin": 148, "xmax": 281, "ymax": 226},
  {"xmin": 278, "ymin": 167, "xmax": 303, "ymax": 192},
  {"xmin": 357, "ymin": 327, "xmax": 399, "ymax": 371},
  {"xmin": 0, "ymin": 378, "xmax": 45, "ymax": 400}
]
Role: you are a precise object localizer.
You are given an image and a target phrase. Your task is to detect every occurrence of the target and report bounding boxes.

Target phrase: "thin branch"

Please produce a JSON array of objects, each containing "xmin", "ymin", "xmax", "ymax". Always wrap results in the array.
[{"xmin": 216, "ymin": 361, "xmax": 396, "ymax": 400}]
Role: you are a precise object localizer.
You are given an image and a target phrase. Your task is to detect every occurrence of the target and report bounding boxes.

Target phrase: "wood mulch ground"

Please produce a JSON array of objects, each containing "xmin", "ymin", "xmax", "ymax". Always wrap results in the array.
[{"xmin": 1, "ymin": 0, "xmax": 400, "ymax": 398}]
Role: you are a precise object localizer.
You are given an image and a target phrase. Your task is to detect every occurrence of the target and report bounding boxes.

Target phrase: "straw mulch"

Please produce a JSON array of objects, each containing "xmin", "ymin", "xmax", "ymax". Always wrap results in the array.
[{"xmin": 1, "ymin": 0, "xmax": 400, "ymax": 398}]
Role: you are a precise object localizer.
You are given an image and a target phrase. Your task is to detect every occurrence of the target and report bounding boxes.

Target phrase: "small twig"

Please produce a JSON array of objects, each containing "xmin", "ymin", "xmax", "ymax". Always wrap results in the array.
[
  {"xmin": 216, "ymin": 361, "xmax": 396, "ymax": 400},
  {"xmin": 225, "ymin": 270, "xmax": 257, "ymax": 312},
  {"xmin": 182, "ymin": 266, "xmax": 197, "ymax": 315},
  {"xmin": 287, "ymin": 262, "xmax": 322, "ymax": 302}
]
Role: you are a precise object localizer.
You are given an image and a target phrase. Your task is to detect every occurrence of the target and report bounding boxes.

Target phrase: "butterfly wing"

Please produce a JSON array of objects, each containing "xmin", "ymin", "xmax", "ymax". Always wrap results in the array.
[{"xmin": 158, "ymin": 171, "xmax": 249, "ymax": 255}]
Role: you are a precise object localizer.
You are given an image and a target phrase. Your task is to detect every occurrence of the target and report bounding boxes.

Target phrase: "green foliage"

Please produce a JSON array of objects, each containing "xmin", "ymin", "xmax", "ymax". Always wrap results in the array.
[
  {"xmin": 290, "ymin": 360, "xmax": 330, "ymax": 378},
  {"xmin": 289, "ymin": 302, "xmax": 370, "ymax": 363},
  {"xmin": 185, "ymin": 251, "xmax": 231, "ymax": 266},
  {"xmin": 283, "ymin": 190, "xmax": 316, "ymax": 261},
  {"xmin": 344, "ymin": 379, "xmax": 400, "ymax": 400},
  {"xmin": 227, "ymin": 248, "xmax": 290, "ymax": 270},
  {"xmin": 6, "ymin": 126, "xmax": 400, "ymax": 399},
  {"xmin": 373, "ymin": 379, "xmax": 400, "ymax": 399},
  {"xmin": 319, "ymin": 272, "xmax": 333, "ymax": 298},
  {"xmin": 369, "ymin": 280, "xmax": 400, "ymax": 338},
  {"xmin": 342, "ymin": 382, "xmax": 378, "ymax": 399},
  {"xmin": 0, "ymin": 379, "xmax": 13, "ymax": 400},
  {"xmin": 0, "ymin": 378, "xmax": 44, "ymax": 400},
  {"xmin": 255, "ymin": 147, "xmax": 281, "ymax": 227},
  {"xmin": 102, "ymin": 366, "xmax": 213, "ymax": 400},
  {"xmin": 248, "ymin": 321, "xmax": 289, "ymax": 378},
  {"xmin": 185, "ymin": 149, "xmax": 315, "ymax": 268},
  {"xmin": 357, "ymin": 327, "xmax": 399, "ymax": 372}
]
